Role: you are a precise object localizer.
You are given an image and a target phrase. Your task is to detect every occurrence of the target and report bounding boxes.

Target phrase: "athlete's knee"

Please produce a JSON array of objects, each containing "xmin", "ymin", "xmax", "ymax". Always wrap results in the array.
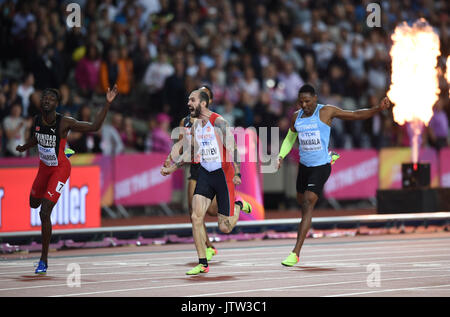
[
  {"xmin": 29, "ymin": 197, "xmax": 42, "ymax": 209},
  {"xmin": 190, "ymin": 211, "xmax": 204, "ymax": 226},
  {"xmin": 39, "ymin": 200, "xmax": 55, "ymax": 220},
  {"xmin": 218, "ymin": 218, "xmax": 233, "ymax": 234}
]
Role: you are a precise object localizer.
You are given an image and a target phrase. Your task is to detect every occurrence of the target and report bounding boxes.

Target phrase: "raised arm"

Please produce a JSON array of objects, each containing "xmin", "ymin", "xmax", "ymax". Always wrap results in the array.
[
  {"xmin": 323, "ymin": 97, "xmax": 391, "ymax": 124},
  {"xmin": 61, "ymin": 85, "xmax": 118, "ymax": 135}
]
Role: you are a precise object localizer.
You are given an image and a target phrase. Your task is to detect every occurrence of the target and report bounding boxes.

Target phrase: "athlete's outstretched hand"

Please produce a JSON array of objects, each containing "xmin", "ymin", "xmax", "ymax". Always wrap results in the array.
[
  {"xmin": 379, "ymin": 97, "xmax": 391, "ymax": 111},
  {"xmin": 106, "ymin": 85, "xmax": 119, "ymax": 104},
  {"xmin": 16, "ymin": 145, "xmax": 26, "ymax": 152}
]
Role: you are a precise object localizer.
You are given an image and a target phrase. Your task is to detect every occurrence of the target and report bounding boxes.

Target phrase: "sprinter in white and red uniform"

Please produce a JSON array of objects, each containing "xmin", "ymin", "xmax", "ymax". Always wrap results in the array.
[
  {"xmin": 161, "ymin": 89, "xmax": 251, "ymax": 275},
  {"xmin": 16, "ymin": 86, "xmax": 118, "ymax": 274}
]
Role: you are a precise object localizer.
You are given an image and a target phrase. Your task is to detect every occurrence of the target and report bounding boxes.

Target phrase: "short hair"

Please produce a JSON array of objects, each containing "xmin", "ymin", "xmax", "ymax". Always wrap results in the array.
[
  {"xmin": 298, "ymin": 84, "xmax": 316, "ymax": 96},
  {"xmin": 42, "ymin": 88, "xmax": 61, "ymax": 103},
  {"xmin": 201, "ymin": 85, "xmax": 213, "ymax": 102},
  {"xmin": 199, "ymin": 90, "xmax": 210, "ymax": 107}
]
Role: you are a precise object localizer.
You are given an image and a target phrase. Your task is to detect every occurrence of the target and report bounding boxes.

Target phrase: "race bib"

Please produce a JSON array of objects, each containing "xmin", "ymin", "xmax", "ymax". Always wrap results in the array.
[
  {"xmin": 299, "ymin": 130, "xmax": 322, "ymax": 152},
  {"xmin": 38, "ymin": 144, "xmax": 59, "ymax": 166},
  {"xmin": 200, "ymin": 139, "xmax": 221, "ymax": 162}
]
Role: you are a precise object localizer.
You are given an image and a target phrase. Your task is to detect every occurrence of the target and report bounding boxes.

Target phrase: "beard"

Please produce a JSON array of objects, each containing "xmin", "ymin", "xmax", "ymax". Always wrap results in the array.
[{"xmin": 191, "ymin": 106, "xmax": 201, "ymax": 118}]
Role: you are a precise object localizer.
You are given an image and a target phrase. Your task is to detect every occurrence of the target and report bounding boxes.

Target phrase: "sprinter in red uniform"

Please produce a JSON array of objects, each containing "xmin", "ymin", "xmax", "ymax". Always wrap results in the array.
[{"xmin": 16, "ymin": 85, "xmax": 118, "ymax": 274}]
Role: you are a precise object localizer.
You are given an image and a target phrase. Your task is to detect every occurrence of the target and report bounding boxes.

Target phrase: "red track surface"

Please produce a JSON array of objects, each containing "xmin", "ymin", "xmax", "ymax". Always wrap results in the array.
[{"xmin": 1, "ymin": 231, "xmax": 450, "ymax": 297}]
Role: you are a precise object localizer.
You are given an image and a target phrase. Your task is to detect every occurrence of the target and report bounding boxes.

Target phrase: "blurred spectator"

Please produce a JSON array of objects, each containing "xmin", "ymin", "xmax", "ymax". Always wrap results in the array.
[
  {"xmin": 28, "ymin": 34, "xmax": 64, "ymax": 90},
  {"xmin": 367, "ymin": 49, "xmax": 389, "ymax": 95},
  {"xmin": 4, "ymin": 80, "xmax": 22, "ymax": 110},
  {"xmin": 120, "ymin": 116, "xmax": 139, "ymax": 153},
  {"xmin": 327, "ymin": 44, "xmax": 350, "ymax": 85},
  {"xmin": 101, "ymin": 112, "xmax": 124, "ymax": 156},
  {"xmin": 75, "ymin": 44, "xmax": 101, "ymax": 98},
  {"xmin": 130, "ymin": 33, "xmax": 152, "ymax": 83},
  {"xmin": 278, "ymin": 60, "xmax": 304, "ymax": 103},
  {"xmin": 2, "ymin": 103, "xmax": 30, "ymax": 157},
  {"xmin": 143, "ymin": 51, "xmax": 174, "ymax": 112},
  {"xmin": 17, "ymin": 73, "xmax": 35, "ymax": 118},
  {"xmin": 0, "ymin": 91, "xmax": 7, "ymax": 122},
  {"xmin": 239, "ymin": 66, "xmax": 260, "ymax": 107},
  {"xmin": 56, "ymin": 84, "xmax": 80, "ymax": 117},
  {"xmin": 319, "ymin": 81, "xmax": 345, "ymax": 148},
  {"xmin": 144, "ymin": 115, "xmax": 158, "ymax": 153},
  {"xmin": 217, "ymin": 97, "xmax": 244, "ymax": 127},
  {"xmin": 99, "ymin": 47, "xmax": 132, "ymax": 96},
  {"xmin": 428, "ymin": 100, "xmax": 449, "ymax": 151},
  {"xmin": 312, "ymin": 31, "xmax": 336, "ymax": 73},
  {"xmin": 68, "ymin": 104, "xmax": 102, "ymax": 154},
  {"xmin": 162, "ymin": 59, "xmax": 186, "ymax": 127},
  {"xmin": 11, "ymin": 2, "xmax": 35, "ymax": 36},
  {"xmin": 150, "ymin": 113, "xmax": 172, "ymax": 153}
]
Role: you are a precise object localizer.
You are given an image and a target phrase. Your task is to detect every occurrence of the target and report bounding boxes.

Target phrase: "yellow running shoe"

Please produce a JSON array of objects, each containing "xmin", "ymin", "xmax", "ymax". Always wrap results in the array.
[
  {"xmin": 65, "ymin": 148, "xmax": 75, "ymax": 158},
  {"xmin": 281, "ymin": 252, "xmax": 299, "ymax": 267},
  {"xmin": 329, "ymin": 151, "xmax": 340, "ymax": 165},
  {"xmin": 186, "ymin": 264, "xmax": 209, "ymax": 275},
  {"xmin": 239, "ymin": 200, "xmax": 252, "ymax": 214},
  {"xmin": 206, "ymin": 247, "xmax": 217, "ymax": 261}
]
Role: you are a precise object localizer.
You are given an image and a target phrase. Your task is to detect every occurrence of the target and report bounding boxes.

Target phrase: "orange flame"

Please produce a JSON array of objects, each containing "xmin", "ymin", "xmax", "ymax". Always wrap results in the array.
[
  {"xmin": 447, "ymin": 56, "xmax": 450, "ymax": 93},
  {"xmin": 388, "ymin": 19, "xmax": 441, "ymax": 127},
  {"xmin": 387, "ymin": 19, "xmax": 441, "ymax": 164}
]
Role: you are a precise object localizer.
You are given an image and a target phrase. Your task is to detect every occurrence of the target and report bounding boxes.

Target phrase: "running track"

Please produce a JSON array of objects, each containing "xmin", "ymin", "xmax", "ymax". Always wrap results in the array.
[{"xmin": 1, "ymin": 232, "xmax": 450, "ymax": 297}]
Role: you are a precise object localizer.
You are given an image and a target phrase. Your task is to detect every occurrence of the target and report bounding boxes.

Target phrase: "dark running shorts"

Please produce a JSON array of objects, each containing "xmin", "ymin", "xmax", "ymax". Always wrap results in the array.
[
  {"xmin": 188, "ymin": 163, "xmax": 200, "ymax": 181},
  {"xmin": 296, "ymin": 163, "xmax": 331, "ymax": 196},
  {"xmin": 194, "ymin": 165, "xmax": 235, "ymax": 217}
]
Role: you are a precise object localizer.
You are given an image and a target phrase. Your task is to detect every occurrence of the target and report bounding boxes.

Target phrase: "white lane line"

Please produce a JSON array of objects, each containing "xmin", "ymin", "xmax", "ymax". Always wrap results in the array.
[
  {"xmin": 46, "ymin": 266, "xmax": 450, "ymax": 296},
  {"xmin": 1, "ymin": 242, "xmax": 450, "ymax": 273},
  {"xmin": 1, "ymin": 248, "xmax": 450, "ymax": 280},
  {"xmin": 2, "ymin": 236, "xmax": 449, "ymax": 265},
  {"xmin": 325, "ymin": 284, "xmax": 450, "ymax": 297},
  {"xmin": 53, "ymin": 272, "xmax": 450, "ymax": 297},
  {"xmin": 188, "ymin": 274, "xmax": 450, "ymax": 297},
  {"xmin": 1, "ymin": 259, "xmax": 449, "ymax": 295}
]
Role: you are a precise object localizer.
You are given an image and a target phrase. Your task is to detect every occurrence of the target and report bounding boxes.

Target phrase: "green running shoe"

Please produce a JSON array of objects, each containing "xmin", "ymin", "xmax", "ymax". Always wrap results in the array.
[
  {"xmin": 329, "ymin": 151, "xmax": 340, "ymax": 165},
  {"xmin": 186, "ymin": 264, "xmax": 209, "ymax": 275},
  {"xmin": 206, "ymin": 247, "xmax": 217, "ymax": 261},
  {"xmin": 281, "ymin": 252, "xmax": 299, "ymax": 267},
  {"xmin": 65, "ymin": 148, "xmax": 75, "ymax": 158},
  {"xmin": 240, "ymin": 200, "xmax": 252, "ymax": 214}
]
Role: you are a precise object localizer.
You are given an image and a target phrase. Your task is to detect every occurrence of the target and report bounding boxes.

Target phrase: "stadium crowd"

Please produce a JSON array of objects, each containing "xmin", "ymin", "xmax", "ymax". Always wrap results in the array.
[{"xmin": 0, "ymin": 0, "xmax": 449, "ymax": 158}]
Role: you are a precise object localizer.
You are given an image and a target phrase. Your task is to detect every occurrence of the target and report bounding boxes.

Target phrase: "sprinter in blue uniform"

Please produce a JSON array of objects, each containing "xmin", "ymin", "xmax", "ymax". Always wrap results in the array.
[{"xmin": 277, "ymin": 84, "xmax": 391, "ymax": 266}]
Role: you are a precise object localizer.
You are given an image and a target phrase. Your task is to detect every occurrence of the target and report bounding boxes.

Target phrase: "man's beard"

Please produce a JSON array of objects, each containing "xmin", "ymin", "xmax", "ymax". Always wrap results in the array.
[{"xmin": 191, "ymin": 106, "xmax": 201, "ymax": 118}]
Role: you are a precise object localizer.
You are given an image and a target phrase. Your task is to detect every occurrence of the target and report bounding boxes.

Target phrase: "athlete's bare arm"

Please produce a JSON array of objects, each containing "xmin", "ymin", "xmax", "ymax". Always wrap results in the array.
[
  {"xmin": 161, "ymin": 119, "xmax": 196, "ymax": 176},
  {"xmin": 321, "ymin": 97, "xmax": 390, "ymax": 125},
  {"xmin": 16, "ymin": 117, "xmax": 37, "ymax": 152},
  {"xmin": 60, "ymin": 85, "xmax": 118, "ymax": 137},
  {"xmin": 164, "ymin": 117, "xmax": 187, "ymax": 167},
  {"xmin": 214, "ymin": 116, "xmax": 241, "ymax": 185}
]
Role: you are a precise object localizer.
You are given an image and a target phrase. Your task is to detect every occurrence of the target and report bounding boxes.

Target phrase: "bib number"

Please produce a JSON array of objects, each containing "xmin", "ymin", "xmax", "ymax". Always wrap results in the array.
[
  {"xmin": 299, "ymin": 131, "xmax": 322, "ymax": 152},
  {"xmin": 38, "ymin": 144, "xmax": 59, "ymax": 166}
]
